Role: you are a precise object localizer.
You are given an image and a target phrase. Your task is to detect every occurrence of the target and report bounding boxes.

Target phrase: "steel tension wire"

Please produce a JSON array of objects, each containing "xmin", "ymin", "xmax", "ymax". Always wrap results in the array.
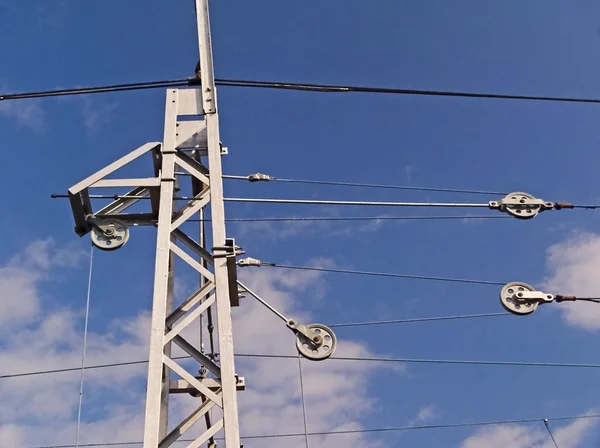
[
  {"xmin": 222, "ymin": 173, "xmax": 507, "ymax": 196},
  {"xmin": 224, "ymin": 197, "xmax": 490, "ymax": 208},
  {"xmin": 49, "ymin": 193, "xmax": 600, "ymax": 211},
  {"xmin": 237, "ymin": 281, "xmax": 288, "ymax": 322},
  {"xmin": 544, "ymin": 419, "xmax": 560, "ymax": 448},
  {"xmin": 255, "ymin": 263, "xmax": 506, "ymax": 286},
  {"xmin": 75, "ymin": 245, "xmax": 94, "ymax": 448}
]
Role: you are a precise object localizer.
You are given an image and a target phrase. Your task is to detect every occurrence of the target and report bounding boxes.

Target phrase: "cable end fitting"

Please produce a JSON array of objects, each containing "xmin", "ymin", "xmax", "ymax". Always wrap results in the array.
[
  {"xmin": 237, "ymin": 257, "xmax": 263, "ymax": 267},
  {"xmin": 555, "ymin": 295, "xmax": 577, "ymax": 302},
  {"xmin": 248, "ymin": 173, "xmax": 273, "ymax": 182},
  {"xmin": 554, "ymin": 202, "xmax": 575, "ymax": 210}
]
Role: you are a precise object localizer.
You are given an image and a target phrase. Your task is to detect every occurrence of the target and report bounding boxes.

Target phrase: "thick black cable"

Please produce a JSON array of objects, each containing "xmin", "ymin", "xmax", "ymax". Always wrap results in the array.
[
  {"xmin": 0, "ymin": 79, "xmax": 187, "ymax": 100},
  {"xmin": 27, "ymin": 414, "xmax": 600, "ymax": 447},
  {"xmin": 259, "ymin": 263, "xmax": 505, "ymax": 286},
  {"xmin": 6, "ymin": 77, "xmax": 600, "ymax": 104}
]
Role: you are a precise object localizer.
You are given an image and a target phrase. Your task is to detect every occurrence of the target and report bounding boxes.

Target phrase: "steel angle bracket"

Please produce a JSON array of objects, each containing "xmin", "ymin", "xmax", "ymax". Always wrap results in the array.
[
  {"xmin": 213, "ymin": 238, "xmax": 245, "ymax": 307},
  {"xmin": 67, "ymin": 142, "xmax": 162, "ymax": 236}
]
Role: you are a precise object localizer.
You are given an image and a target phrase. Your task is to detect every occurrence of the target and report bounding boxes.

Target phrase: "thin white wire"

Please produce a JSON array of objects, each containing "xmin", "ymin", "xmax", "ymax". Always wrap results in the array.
[
  {"xmin": 75, "ymin": 246, "xmax": 94, "ymax": 447},
  {"xmin": 298, "ymin": 355, "xmax": 310, "ymax": 448}
]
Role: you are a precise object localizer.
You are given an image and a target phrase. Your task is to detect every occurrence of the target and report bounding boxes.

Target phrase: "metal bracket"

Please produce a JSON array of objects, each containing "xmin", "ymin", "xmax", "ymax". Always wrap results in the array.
[
  {"xmin": 489, "ymin": 192, "xmax": 554, "ymax": 219},
  {"xmin": 514, "ymin": 290, "xmax": 554, "ymax": 304},
  {"xmin": 213, "ymin": 238, "xmax": 244, "ymax": 307},
  {"xmin": 286, "ymin": 319, "xmax": 321, "ymax": 344}
]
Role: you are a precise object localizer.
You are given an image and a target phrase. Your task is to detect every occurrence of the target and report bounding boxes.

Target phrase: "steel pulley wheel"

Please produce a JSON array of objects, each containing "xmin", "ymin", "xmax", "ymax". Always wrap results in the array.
[
  {"xmin": 500, "ymin": 281, "xmax": 538, "ymax": 315},
  {"xmin": 296, "ymin": 324, "xmax": 337, "ymax": 361},
  {"xmin": 91, "ymin": 218, "xmax": 129, "ymax": 251},
  {"xmin": 502, "ymin": 192, "xmax": 540, "ymax": 219}
]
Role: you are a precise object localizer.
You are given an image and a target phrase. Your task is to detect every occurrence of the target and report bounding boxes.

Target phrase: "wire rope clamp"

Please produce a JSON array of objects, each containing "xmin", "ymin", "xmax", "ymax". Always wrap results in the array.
[
  {"xmin": 489, "ymin": 192, "xmax": 554, "ymax": 219},
  {"xmin": 287, "ymin": 319, "xmax": 337, "ymax": 361},
  {"xmin": 87, "ymin": 214, "xmax": 130, "ymax": 251},
  {"xmin": 500, "ymin": 282, "xmax": 554, "ymax": 315}
]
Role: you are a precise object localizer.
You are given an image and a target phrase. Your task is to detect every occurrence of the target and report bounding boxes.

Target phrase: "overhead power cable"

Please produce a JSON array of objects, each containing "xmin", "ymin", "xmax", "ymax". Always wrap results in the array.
[
  {"xmin": 328, "ymin": 312, "xmax": 510, "ymax": 328},
  {"xmin": 27, "ymin": 413, "xmax": 600, "ymax": 448},
  {"xmin": 50, "ymin": 192, "xmax": 600, "ymax": 211},
  {"xmin": 238, "ymin": 353, "xmax": 600, "ymax": 369},
  {"xmin": 238, "ymin": 259, "xmax": 505, "ymax": 286},
  {"xmin": 6, "ymin": 351, "xmax": 600, "ymax": 382},
  {"xmin": 225, "ymin": 197, "xmax": 490, "ymax": 208},
  {"xmin": 223, "ymin": 173, "xmax": 506, "ymax": 196},
  {"xmin": 8, "ymin": 77, "xmax": 600, "ymax": 104}
]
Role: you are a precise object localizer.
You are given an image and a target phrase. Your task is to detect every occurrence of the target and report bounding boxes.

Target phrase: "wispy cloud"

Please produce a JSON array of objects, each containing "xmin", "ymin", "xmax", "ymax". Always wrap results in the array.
[
  {"xmin": 0, "ymin": 86, "xmax": 44, "ymax": 129},
  {"xmin": 408, "ymin": 404, "xmax": 442, "ymax": 426},
  {"xmin": 460, "ymin": 414, "xmax": 598, "ymax": 448},
  {"xmin": 542, "ymin": 231, "xmax": 600, "ymax": 331},
  {"xmin": 234, "ymin": 215, "xmax": 387, "ymax": 242},
  {"xmin": 81, "ymin": 96, "xmax": 118, "ymax": 131}
]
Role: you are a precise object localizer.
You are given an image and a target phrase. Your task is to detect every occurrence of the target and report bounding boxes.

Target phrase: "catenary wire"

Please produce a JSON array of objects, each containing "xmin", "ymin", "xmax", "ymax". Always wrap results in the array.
[
  {"xmin": 26, "ymin": 414, "xmax": 600, "ymax": 447},
  {"xmin": 222, "ymin": 174, "xmax": 507, "ymax": 196},
  {"xmin": 188, "ymin": 215, "xmax": 510, "ymax": 223},
  {"xmin": 224, "ymin": 197, "xmax": 490, "ymax": 208},
  {"xmin": 328, "ymin": 312, "xmax": 510, "ymax": 328},
  {"xmin": 254, "ymin": 262, "xmax": 505, "ymax": 286},
  {"xmin": 8, "ymin": 77, "xmax": 600, "ymax": 104},
  {"xmin": 75, "ymin": 246, "xmax": 94, "ymax": 448},
  {"xmin": 6, "ymin": 352, "xmax": 600, "ymax": 382},
  {"xmin": 49, "ymin": 193, "xmax": 600, "ymax": 210},
  {"xmin": 237, "ymin": 353, "xmax": 600, "ymax": 369}
]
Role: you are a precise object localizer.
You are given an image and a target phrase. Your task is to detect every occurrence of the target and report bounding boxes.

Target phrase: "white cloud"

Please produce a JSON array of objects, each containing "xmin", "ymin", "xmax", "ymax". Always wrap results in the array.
[
  {"xmin": 81, "ymin": 96, "xmax": 118, "ymax": 130},
  {"xmin": 409, "ymin": 404, "xmax": 441, "ymax": 426},
  {"xmin": 460, "ymin": 415, "xmax": 598, "ymax": 448},
  {"xmin": 235, "ymin": 216, "xmax": 386, "ymax": 243},
  {"xmin": 0, "ymin": 94, "xmax": 44, "ymax": 129},
  {"xmin": 542, "ymin": 232, "xmax": 600, "ymax": 330},
  {"xmin": 0, "ymin": 241, "xmax": 391, "ymax": 448}
]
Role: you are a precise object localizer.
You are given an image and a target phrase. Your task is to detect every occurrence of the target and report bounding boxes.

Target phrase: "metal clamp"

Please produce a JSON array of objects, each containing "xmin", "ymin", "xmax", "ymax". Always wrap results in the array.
[
  {"xmin": 86, "ymin": 214, "xmax": 130, "ymax": 251},
  {"xmin": 489, "ymin": 192, "xmax": 554, "ymax": 219}
]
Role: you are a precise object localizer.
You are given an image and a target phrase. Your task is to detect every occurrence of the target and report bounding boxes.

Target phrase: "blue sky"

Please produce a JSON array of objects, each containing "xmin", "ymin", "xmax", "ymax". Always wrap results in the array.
[{"xmin": 3, "ymin": 1, "xmax": 600, "ymax": 447}]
